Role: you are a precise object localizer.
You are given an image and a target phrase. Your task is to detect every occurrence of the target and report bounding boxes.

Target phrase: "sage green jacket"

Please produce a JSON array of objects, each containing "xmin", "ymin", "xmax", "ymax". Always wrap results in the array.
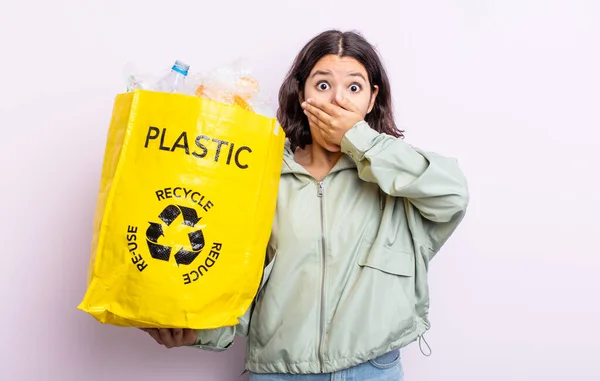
[{"xmin": 193, "ymin": 121, "xmax": 469, "ymax": 374}]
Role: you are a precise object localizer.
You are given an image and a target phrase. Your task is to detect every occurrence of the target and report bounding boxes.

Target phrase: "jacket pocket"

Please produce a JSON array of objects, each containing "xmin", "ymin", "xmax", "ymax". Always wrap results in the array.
[
  {"xmin": 357, "ymin": 245, "xmax": 414, "ymax": 277},
  {"xmin": 357, "ymin": 244, "xmax": 417, "ymax": 323}
]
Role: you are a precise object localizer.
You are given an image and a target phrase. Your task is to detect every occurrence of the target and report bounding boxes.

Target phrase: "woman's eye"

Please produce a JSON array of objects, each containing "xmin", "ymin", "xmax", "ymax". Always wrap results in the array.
[
  {"xmin": 317, "ymin": 82, "xmax": 330, "ymax": 90},
  {"xmin": 348, "ymin": 84, "xmax": 361, "ymax": 92}
]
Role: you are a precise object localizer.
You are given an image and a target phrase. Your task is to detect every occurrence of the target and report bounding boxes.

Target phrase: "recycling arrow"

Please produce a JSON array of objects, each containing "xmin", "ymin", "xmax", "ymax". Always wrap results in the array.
[
  {"xmin": 187, "ymin": 229, "xmax": 205, "ymax": 251},
  {"xmin": 158, "ymin": 205, "xmax": 180, "ymax": 226},
  {"xmin": 146, "ymin": 204, "xmax": 205, "ymax": 265},
  {"xmin": 178, "ymin": 206, "xmax": 201, "ymax": 226},
  {"xmin": 146, "ymin": 222, "xmax": 171, "ymax": 261},
  {"xmin": 146, "ymin": 222, "xmax": 164, "ymax": 243},
  {"xmin": 159, "ymin": 205, "xmax": 201, "ymax": 226},
  {"xmin": 147, "ymin": 241, "xmax": 172, "ymax": 261},
  {"xmin": 175, "ymin": 230, "xmax": 205, "ymax": 265}
]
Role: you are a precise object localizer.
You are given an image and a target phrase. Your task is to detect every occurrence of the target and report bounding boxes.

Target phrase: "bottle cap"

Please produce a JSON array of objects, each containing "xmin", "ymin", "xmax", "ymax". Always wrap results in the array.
[{"xmin": 172, "ymin": 60, "xmax": 190, "ymax": 76}]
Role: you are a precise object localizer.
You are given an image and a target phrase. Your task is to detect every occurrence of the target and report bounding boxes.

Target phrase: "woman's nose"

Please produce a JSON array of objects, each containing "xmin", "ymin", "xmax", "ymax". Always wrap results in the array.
[{"xmin": 330, "ymin": 87, "xmax": 343, "ymax": 106}]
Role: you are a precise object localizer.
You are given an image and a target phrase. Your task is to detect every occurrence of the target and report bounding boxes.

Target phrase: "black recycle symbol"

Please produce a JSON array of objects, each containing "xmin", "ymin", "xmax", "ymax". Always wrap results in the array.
[{"xmin": 145, "ymin": 205, "xmax": 205, "ymax": 266}]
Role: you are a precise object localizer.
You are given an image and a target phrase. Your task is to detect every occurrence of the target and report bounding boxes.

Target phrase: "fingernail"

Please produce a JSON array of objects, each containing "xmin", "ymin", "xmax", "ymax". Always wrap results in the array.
[
  {"xmin": 301, "ymin": 102, "xmax": 307, "ymax": 108},
  {"xmin": 306, "ymin": 98, "xmax": 313, "ymax": 103}
]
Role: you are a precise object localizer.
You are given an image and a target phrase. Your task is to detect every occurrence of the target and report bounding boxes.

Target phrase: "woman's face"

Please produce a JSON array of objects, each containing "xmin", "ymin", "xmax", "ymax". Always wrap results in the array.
[{"xmin": 301, "ymin": 54, "xmax": 378, "ymax": 151}]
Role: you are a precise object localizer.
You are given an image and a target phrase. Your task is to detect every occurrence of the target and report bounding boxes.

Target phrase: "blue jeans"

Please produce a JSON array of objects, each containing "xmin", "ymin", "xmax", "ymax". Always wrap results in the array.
[{"xmin": 248, "ymin": 350, "xmax": 403, "ymax": 381}]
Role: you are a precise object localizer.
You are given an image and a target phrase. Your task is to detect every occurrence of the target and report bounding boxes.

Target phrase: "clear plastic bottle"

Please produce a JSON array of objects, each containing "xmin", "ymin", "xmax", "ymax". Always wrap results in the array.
[{"xmin": 154, "ymin": 60, "xmax": 190, "ymax": 93}]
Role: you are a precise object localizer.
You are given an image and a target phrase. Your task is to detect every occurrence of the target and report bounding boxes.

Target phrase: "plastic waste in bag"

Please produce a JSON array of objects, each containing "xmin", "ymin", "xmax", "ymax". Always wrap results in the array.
[
  {"xmin": 124, "ymin": 59, "xmax": 274, "ymax": 118},
  {"xmin": 154, "ymin": 60, "xmax": 190, "ymax": 93}
]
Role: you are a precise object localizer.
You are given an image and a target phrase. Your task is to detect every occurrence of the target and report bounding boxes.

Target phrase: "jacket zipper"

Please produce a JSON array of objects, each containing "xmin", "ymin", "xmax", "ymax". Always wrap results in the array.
[{"xmin": 317, "ymin": 180, "xmax": 326, "ymax": 373}]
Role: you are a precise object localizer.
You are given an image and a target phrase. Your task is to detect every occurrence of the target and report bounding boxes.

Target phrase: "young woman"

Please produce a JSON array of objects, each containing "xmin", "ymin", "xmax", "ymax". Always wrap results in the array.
[{"xmin": 143, "ymin": 30, "xmax": 469, "ymax": 380}]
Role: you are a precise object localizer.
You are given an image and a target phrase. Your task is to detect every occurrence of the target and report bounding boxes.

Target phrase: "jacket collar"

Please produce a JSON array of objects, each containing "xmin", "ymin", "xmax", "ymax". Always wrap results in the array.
[{"xmin": 280, "ymin": 139, "xmax": 356, "ymax": 178}]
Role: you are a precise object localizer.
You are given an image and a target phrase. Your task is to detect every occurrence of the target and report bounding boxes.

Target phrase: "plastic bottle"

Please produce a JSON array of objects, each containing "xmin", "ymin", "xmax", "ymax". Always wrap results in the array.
[{"xmin": 154, "ymin": 60, "xmax": 190, "ymax": 93}]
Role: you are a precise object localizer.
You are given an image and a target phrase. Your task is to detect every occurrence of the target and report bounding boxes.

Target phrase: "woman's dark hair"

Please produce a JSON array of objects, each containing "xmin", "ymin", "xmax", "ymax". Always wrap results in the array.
[{"xmin": 277, "ymin": 29, "xmax": 404, "ymax": 151}]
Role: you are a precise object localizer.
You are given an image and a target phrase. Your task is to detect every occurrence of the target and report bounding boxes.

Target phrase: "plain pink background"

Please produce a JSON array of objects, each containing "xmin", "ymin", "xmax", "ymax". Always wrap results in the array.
[{"xmin": 1, "ymin": 1, "xmax": 599, "ymax": 380}]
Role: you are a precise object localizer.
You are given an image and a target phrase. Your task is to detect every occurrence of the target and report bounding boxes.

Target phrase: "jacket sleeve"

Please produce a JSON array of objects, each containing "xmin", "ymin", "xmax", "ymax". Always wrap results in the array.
[
  {"xmin": 341, "ymin": 121, "xmax": 469, "ymax": 257},
  {"xmin": 191, "ymin": 307, "xmax": 251, "ymax": 351},
  {"xmin": 191, "ymin": 251, "xmax": 277, "ymax": 351}
]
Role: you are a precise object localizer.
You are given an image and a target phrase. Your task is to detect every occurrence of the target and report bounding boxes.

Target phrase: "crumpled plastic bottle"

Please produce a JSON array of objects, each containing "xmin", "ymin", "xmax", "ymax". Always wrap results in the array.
[{"xmin": 153, "ymin": 60, "xmax": 190, "ymax": 94}]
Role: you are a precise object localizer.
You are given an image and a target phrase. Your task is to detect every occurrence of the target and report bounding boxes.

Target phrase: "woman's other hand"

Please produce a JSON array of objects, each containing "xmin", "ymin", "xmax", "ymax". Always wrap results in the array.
[{"xmin": 141, "ymin": 328, "xmax": 197, "ymax": 348}]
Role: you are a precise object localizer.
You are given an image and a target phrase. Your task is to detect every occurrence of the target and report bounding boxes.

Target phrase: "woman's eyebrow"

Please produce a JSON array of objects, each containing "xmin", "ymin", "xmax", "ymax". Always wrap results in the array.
[
  {"xmin": 310, "ymin": 70, "xmax": 367, "ymax": 81},
  {"xmin": 311, "ymin": 70, "xmax": 333, "ymax": 78},
  {"xmin": 348, "ymin": 72, "xmax": 367, "ymax": 81}
]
